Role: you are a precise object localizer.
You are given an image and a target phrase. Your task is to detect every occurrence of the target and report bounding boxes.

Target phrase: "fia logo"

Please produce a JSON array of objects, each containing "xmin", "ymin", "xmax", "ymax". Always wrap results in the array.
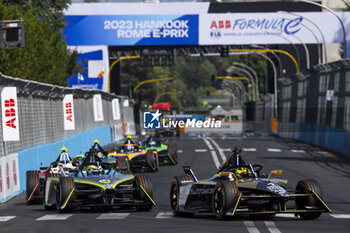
[
  {"xmin": 210, "ymin": 30, "xmax": 221, "ymax": 38},
  {"xmin": 143, "ymin": 110, "xmax": 162, "ymax": 129}
]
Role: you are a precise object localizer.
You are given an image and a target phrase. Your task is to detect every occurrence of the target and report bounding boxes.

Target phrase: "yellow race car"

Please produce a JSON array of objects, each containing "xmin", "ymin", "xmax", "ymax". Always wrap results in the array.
[{"xmin": 108, "ymin": 136, "xmax": 159, "ymax": 173}]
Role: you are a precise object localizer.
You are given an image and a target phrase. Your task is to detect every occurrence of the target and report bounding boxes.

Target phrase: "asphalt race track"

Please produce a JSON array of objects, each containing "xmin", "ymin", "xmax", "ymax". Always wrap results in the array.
[{"xmin": 1, "ymin": 133, "xmax": 350, "ymax": 233}]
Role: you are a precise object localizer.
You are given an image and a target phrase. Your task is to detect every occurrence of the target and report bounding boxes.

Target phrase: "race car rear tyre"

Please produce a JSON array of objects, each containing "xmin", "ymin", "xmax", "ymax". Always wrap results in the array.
[
  {"xmin": 146, "ymin": 150, "xmax": 158, "ymax": 172},
  {"xmin": 134, "ymin": 175, "xmax": 154, "ymax": 211},
  {"xmin": 117, "ymin": 169, "xmax": 131, "ymax": 175},
  {"xmin": 170, "ymin": 176, "xmax": 194, "ymax": 217},
  {"xmin": 172, "ymin": 145, "xmax": 178, "ymax": 164},
  {"xmin": 116, "ymin": 156, "xmax": 130, "ymax": 172},
  {"xmin": 168, "ymin": 144, "xmax": 178, "ymax": 164},
  {"xmin": 26, "ymin": 170, "xmax": 41, "ymax": 204},
  {"xmin": 212, "ymin": 180, "xmax": 239, "ymax": 220},
  {"xmin": 56, "ymin": 176, "xmax": 75, "ymax": 213},
  {"xmin": 43, "ymin": 173, "xmax": 58, "ymax": 210},
  {"xmin": 295, "ymin": 179, "xmax": 322, "ymax": 220}
]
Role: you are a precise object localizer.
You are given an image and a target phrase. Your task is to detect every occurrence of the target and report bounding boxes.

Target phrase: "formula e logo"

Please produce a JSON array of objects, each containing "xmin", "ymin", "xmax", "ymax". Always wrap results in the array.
[
  {"xmin": 143, "ymin": 110, "xmax": 161, "ymax": 129},
  {"xmin": 99, "ymin": 179, "xmax": 111, "ymax": 184}
]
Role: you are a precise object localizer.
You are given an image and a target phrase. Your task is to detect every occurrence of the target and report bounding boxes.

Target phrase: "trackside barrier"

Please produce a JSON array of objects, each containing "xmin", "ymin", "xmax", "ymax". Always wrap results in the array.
[
  {"xmin": 245, "ymin": 59, "xmax": 350, "ymax": 158},
  {"xmin": 0, "ymin": 153, "xmax": 20, "ymax": 203},
  {"xmin": 0, "ymin": 73, "xmax": 135, "ymax": 202},
  {"xmin": 16, "ymin": 125, "xmax": 111, "ymax": 195}
]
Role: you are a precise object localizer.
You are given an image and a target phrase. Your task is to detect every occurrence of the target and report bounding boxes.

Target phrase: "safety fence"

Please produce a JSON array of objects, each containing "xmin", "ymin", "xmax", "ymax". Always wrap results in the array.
[
  {"xmin": 0, "ymin": 73, "xmax": 136, "ymax": 202},
  {"xmin": 244, "ymin": 94, "xmax": 274, "ymax": 133},
  {"xmin": 245, "ymin": 59, "xmax": 350, "ymax": 157}
]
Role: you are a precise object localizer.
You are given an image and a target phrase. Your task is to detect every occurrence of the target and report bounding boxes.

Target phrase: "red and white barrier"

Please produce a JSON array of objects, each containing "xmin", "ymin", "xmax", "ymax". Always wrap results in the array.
[{"xmin": 0, "ymin": 153, "xmax": 20, "ymax": 203}]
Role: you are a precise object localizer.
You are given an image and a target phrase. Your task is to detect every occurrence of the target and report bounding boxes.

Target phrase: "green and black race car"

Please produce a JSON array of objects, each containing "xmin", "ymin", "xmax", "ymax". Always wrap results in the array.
[
  {"xmin": 43, "ymin": 146, "xmax": 155, "ymax": 212},
  {"xmin": 75, "ymin": 140, "xmax": 131, "ymax": 174},
  {"xmin": 142, "ymin": 134, "xmax": 178, "ymax": 165}
]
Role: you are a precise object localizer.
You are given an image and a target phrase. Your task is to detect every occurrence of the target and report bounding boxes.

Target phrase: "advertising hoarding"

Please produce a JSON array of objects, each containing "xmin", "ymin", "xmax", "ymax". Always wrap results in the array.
[{"xmin": 63, "ymin": 15, "xmax": 199, "ymax": 46}]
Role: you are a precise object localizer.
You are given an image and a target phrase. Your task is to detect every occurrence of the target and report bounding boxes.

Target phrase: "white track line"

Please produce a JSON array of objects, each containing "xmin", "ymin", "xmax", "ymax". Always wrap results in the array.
[
  {"xmin": 207, "ymin": 137, "xmax": 226, "ymax": 162},
  {"xmin": 97, "ymin": 213, "xmax": 130, "ymax": 220},
  {"xmin": 155, "ymin": 212, "xmax": 174, "ymax": 219},
  {"xmin": 177, "ymin": 150, "xmax": 183, "ymax": 153},
  {"xmin": 330, "ymin": 214, "xmax": 350, "ymax": 219},
  {"xmin": 194, "ymin": 149, "xmax": 208, "ymax": 152},
  {"xmin": 291, "ymin": 150, "xmax": 305, "ymax": 153},
  {"xmin": 202, "ymin": 138, "xmax": 220, "ymax": 169},
  {"xmin": 243, "ymin": 221, "xmax": 260, "ymax": 233},
  {"xmin": 267, "ymin": 148, "xmax": 282, "ymax": 152},
  {"xmin": 0, "ymin": 216, "xmax": 16, "ymax": 221},
  {"xmin": 243, "ymin": 148, "xmax": 257, "ymax": 152},
  {"xmin": 265, "ymin": 221, "xmax": 281, "ymax": 233},
  {"xmin": 36, "ymin": 214, "xmax": 73, "ymax": 221}
]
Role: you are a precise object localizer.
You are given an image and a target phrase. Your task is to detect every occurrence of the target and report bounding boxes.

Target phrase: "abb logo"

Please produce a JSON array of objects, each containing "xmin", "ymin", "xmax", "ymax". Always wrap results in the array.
[
  {"xmin": 63, "ymin": 94, "xmax": 75, "ymax": 130},
  {"xmin": 4, "ymin": 99, "xmax": 16, "ymax": 129},
  {"xmin": 6, "ymin": 163, "xmax": 10, "ymax": 190},
  {"xmin": 65, "ymin": 102, "xmax": 73, "ymax": 122},
  {"xmin": 210, "ymin": 20, "xmax": 231, "ymax": 29},
  {"xmin": 12, "ymin": 160, "xmax": 17, "ymax": 186}
]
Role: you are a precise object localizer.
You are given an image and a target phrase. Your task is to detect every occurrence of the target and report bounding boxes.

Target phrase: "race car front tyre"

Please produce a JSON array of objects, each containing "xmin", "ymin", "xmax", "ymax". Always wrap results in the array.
[
  {"xmin": 212, "ymin": 180, "xmax": 239, "ymax": 220},
  {"xmin": 295, "ymin": 179, "xmax": 323, "ymax": 220},
  {"xmin": 172, "ymin": 145, "xmax": 178, "ymax": 164},
  {"xmin": 116, "ymin": 156, "xmax": 130, "ymax": 172},
  {"xmin": 170, "ymin": 176, "xmax": 194, "ymax": 217},
  {"xmin": 26, "ymin": 170, "xmax": 41, "ymax": 204},
  {"xmin": 134, "ymin": 175, "xmax": 154, "ymax": 211},
  {"xmin": 56, "ymin": 176, "xmax": 75, "ymax": 213},
  {"xmin": 43, "ymin": 173, "xmax": 59, "ymax": 210},
  {"xmin": 146, "ymin": 150, "xmax": 158, "ymax": 172}
]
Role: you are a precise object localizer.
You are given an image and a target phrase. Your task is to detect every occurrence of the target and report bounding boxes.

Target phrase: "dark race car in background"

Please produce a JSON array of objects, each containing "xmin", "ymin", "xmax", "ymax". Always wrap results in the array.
[
  {"xmin": 170, "ymin": 149, "xmax": 331, "ymax": 220},
  {"xmin": 142, "ymin": 134, "xmax": 178, "ymax": 165},
  {"xmin": 108, "ymin": 136, "xmax": 159, "ymax": 173}
]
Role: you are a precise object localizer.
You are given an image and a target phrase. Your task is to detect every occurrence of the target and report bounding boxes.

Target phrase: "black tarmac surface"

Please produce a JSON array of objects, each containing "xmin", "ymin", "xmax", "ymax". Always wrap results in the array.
[{"xmin": 1, "ymin": 132, "xmax": 350, "ymax": 233}]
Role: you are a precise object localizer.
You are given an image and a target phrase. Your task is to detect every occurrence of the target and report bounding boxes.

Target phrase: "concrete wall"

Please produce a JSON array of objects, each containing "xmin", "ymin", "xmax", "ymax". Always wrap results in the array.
[
  {"xmin": 17, "ymin": 125, "xmax": 112, "ymax": 193},
  {"xmin": 0, "ymin": 125, "xmax": 115, "ymax": 203}
]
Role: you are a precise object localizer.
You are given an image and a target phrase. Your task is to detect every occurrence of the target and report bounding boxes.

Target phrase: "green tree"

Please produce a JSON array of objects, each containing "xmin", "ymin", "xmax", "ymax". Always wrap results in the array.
[
  {"xmin": 119, "ymin": 53, "xmax": 266, "ymax": 110},
  {"xmin": 0, "ymin": 0, "xmax": 78, "ymax": 86}
]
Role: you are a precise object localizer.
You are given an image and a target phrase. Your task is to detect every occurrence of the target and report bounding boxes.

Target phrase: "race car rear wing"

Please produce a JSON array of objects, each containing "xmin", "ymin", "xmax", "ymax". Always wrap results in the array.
[
  {"xmin": 231, "ymin": 191, "xmax": 331, "ymax": 216},
  {"xmin": 183, "ymin": 166, "xmax": 198, "ymax": 182}
]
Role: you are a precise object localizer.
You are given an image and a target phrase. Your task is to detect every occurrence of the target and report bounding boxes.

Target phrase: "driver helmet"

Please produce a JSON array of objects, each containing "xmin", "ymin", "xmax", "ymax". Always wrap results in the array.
[
  {"xmin": 97, "ymin": 151, "xmax": 104, "ymax": 159},
  {"xmin": 126, "ymin": 144, "xmax": 134, "ymax": 152},
  {"xmin": 59, "ymin": 152, "xmax": 71, "ymax": 164},
  {"xmin": 61, "ymin": 146, "xmax": 67, "ymax": 152},
  {"xmin": 234, "ymin": 167, "xmax": 251, "ymax": 178},
  {"xmin": 149, "ymin": 138, "xmax": 156, "ymax": 146},
  {"xmin": 87, "ymin": 164, "xmax": 102, "ymax": 174},
  {"xmin": 124, "ymin": 135, "xmax": 136, "ymax": 152}
]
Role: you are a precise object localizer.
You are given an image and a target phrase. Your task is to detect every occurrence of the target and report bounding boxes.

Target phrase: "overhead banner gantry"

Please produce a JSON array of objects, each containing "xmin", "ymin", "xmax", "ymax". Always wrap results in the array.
[{"xmin": 63, "ymin": 2, "xmax": 350, "ymax": 92}]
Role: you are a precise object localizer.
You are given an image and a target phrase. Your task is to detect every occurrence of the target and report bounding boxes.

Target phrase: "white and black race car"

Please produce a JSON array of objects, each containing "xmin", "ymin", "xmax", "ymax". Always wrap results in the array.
[{"xmin": 25, "ymin": 147, "xmax": 80, "ymax": 204}]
